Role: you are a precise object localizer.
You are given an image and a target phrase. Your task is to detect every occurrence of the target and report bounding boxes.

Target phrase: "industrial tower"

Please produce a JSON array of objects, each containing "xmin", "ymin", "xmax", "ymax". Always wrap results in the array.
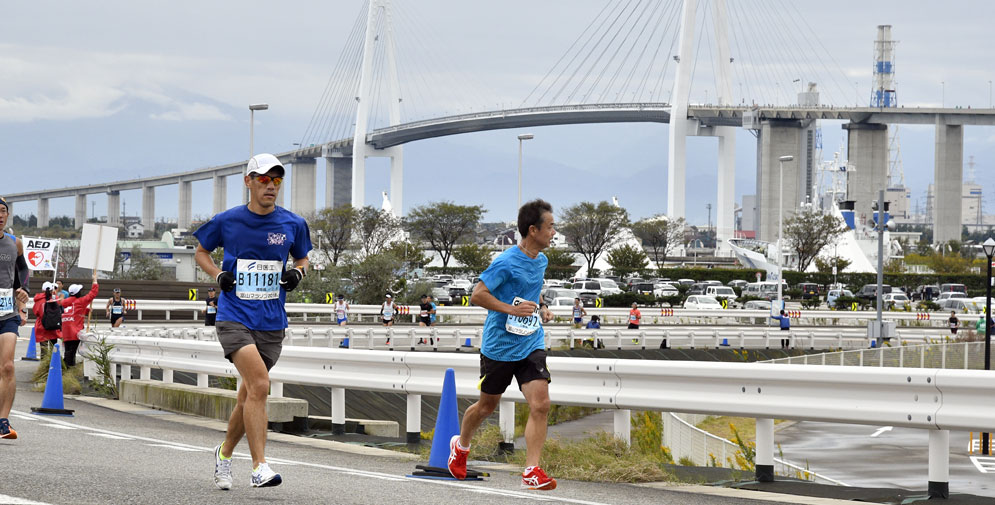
[{"xmin": 871, "ymin": 25, "xmax": 897, "ymax": 108}]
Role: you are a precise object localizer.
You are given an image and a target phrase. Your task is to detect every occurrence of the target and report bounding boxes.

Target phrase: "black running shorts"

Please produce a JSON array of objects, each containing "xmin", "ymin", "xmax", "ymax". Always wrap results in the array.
[
  {"xmin": 216, "ymin": 320, "xmax": 284, "ymax": 371},
  {"xmin": 478, "ymin": 349, "xmax": 550, "ymax": 395}
]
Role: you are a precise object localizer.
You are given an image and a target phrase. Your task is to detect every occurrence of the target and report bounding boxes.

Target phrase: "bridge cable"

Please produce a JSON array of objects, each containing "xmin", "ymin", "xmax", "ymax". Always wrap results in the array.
[
  {"xmin": 636, "ymin": 0, "xmax": 682, "ymax": 103},
  {"xmin": 597, "ymin": 0, "xmax": 662, "ymax": 103},
  {"xmin": 725, "ymin": 2, "xmax": 755, "ymax": 104},
  {"xmin": 770, "ymin": 0, "xmax": 853, "ymax": 106},
  {"xmin": 544, "ymin": 0, "xmax": 628, "ymax": 106},
  {"xmin": 684, "ymin": 0, "xmax": 710, "ymax": 106},
  {"xmin": 548, "ymin": 0, "xmax": 633, "ymax": 105},
  {"xmin": 735, "ymin": 2, "xmax": 788, "ymax": 105},
  {"xmin": 565, "ymin": 0, "xmax": 643, "ymax": 103},
  {"xmin": 584, "ymin": 0, "xmax": 655, "ymax": 103},
  {"xmin": 649, "ymin": 0, "xmax": 685, "ymax": 103},
  {"xmin": 519, "ymin": 0, "xmax": 617, "ymax": 108},
  {"xmin": 616, "ymin": 0, "xmax": 675, "ymax": 102},
  {"xmin": 762, "ymin": 0, "xmax": 843, "ymax": 106},
  {"xmin": 778, "ymin": 0, "xmax": 859, "ymax": 106},
  {"xmin": 309, "ymin": 5, "xmax": 367, "ymax": 147},
  {"xmin": 321, "ymin": 14, "xmax": 367, "ymax": 145},
  {"xmin": 728, "ymin": 1, "xmax": 776, "ymax": 105},
  {"xmin": 753, "ymin": 0, "xmax": 815, "ymax": 106}
]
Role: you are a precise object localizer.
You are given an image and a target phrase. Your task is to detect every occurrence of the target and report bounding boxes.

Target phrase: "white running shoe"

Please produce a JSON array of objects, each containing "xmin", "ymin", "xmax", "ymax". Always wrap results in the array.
[
  {"xmin": 251, "ymin": 462, "xmax": 283, "ymax": 488},
  {"xmin": 213, "ymin": 444, "xmax": 233, "ymax": 490}
]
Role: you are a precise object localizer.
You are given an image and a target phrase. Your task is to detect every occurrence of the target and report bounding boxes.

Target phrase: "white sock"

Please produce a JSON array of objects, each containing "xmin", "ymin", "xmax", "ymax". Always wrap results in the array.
[
  {"xmin": 524, "ymin": 466, "xmax": 536, "ymax": 474},
  {"xmin": 457, "ymin": 440, "xmax": 470, "ymax": 451}
]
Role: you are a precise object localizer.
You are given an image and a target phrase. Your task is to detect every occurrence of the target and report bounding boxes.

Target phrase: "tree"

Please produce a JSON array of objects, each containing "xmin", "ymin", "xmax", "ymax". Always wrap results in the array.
[
  {"xmin": 558, "ymin": 201, "xmax": 629, "ymax": 275},
  {"xmin": 383, "ymin": 240, "xmax": 430, "ymax": 273},
  {"xmin": 606, "ymin": 244, "xmax": 648, "ymax": 278},
  {"xmin": 630, "ymin": 215, "xmax": 685, "ymax": 267},
  {"xmin": 355, "ymin": 206, "xmax": 401, "ymax": 257},
  {"xmin": 543, "ymin": 247, "xmax": 578, "ymax": 279},
  {"xmin": 783, "ymin": 208, "xmax": 848, "ymax": 272},
  {"xmin": 453, "ymin": 242, "xmax": 493, "ymax": 273},
  {"xmin": 404, "ymin": 201, "xmax": 485, "ymax": 273},
  {"xmin": 117, "ymin": 245, "xmax": 168, "ymax": 280},
  {"xmin": 350, "ymin": 252, "xmax": 404, "ymax": 304},
  {"xmin": 814, "ymin": 255, "xmax": 852, "ymax": 275},
  {"xmin": 308, "ymin": 206, "xmax": 357, "ymax": 266},
  {"xmin": 56, "ymin": 241, "xmax": 81, "ymax": 279}
]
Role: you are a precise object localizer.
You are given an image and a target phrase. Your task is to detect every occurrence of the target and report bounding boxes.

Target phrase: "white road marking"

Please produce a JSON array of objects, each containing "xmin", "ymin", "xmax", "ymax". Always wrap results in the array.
[
  {"xmin": 11, "ymin": 409, "xmax": 613, "ymax": 505},
  {"xmin": 0, "ymin": 494, "xmax": 53, "ymax": 505},
  {"xmin": 10, "ymin": 414, "xmax": 37, "ymax": 421},
  {"xmin": 870, "ymin": 426, "xmax": 893, "ymax": 437},
  {"xmin": 39, "ymin": 423, "xmax": 77, "ymax": 430},
  {"xmin": 971, "ymin": 456, "xmax": 995, "ymax": 474},
  {"xmin": 87, "ymin": 433, "xmax": 132, "ymax": 440},
  {"xmin": 146, "ymin": 443, "xmax": 203, "ymax": 452}
]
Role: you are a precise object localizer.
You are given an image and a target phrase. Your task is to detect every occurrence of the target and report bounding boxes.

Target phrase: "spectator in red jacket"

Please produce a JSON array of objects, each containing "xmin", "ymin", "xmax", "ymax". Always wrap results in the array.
[
  {"xmin": 33, "ymin": 282, "xmax": 64, "ymax": 352},
  {"xmin": 61, "ymin": 272, "xmax": 99, "ymax": 367}
]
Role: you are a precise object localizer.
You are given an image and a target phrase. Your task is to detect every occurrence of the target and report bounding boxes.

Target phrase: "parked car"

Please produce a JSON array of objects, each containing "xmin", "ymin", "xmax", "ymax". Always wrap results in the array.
[
  {"xmin": 856, "ymin": 284, "xmax": 892, "ymax": 301},
  {"xmin": 743, "ymin": 282, "xmax": 779, "ymax": 301},
  {"xmin": 571, "ymin": 279, "xmax": 623, "ymax": 296},
  {"xmin": 625, "ymin": 278, "xmax": 647, "ymax": 290},
  {"xmin": 632, "ymin": 283, "xmax": 658, "ymax": 297},
  {"xmin": 432, "ymin": 274, "xmax": 454, "ymax": 283},
  {"xmin": 826, "ymin": 289, "xmax": 854, "ymax": 307},
  {"xmin": 542, "ymin": 288, "xmax": 579, "ymax": 305},
  {"xmin": 705, "ymin": 285, "xmax": 738, "ymax": 301},
  {"xmin": 742, "ymin": 300, "xmax": 772, "ymax": 311},
  {"xmin": 797, "ymin": 283, "xmax": 820, "ymax": 300},
  {"xmin": 939, "ymin": 298, "xmax": 981, "ymax": 313},
  {"xmin": 655, "ymin": 283, "xmax": 679, "ymax": 297},
  {"xmin": 543, "ymin": 279, "xmax": 566, "ymax": 289},
  {"xmin": 687, "ymin": 283, "xmax": 710, "ymax": 296},
  {"xmin": 882, "ymin": 292, "xmax": 911, "ymax": 309},
  {"xmin": 937, "ymin": 291, "xmax": 969, "ymax": 302},
  {"xmin": 431, "ymin": 286, "xmax": 453, "ymax": 305},
  {"xmin": 727, "ymin": 279, "xmax": 749, "ymax": 289},
  {"xmin": 705, "ymin": 280, "xmax": 723, "ymax": 286},
  {"xmin": 683, "ymin": 295, "xmax": 723, "ymax": 310},
  {"xmin": 940, "ymin": 283, "xmax": 968, "ymax": 294},
  {"xmin": 549, "ymin": 297, "xmax": 576, "ymax": 307},
  {"xmin": 676, "ymin": 278, "xmax": 696, "ymax": 286}
]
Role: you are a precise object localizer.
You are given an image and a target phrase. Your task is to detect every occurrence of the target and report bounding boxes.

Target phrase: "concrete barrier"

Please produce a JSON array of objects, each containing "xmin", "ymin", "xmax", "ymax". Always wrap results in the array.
[
  {"xmin": 308, "ymin": 415, "xmax": 399, "ymax": 438},
  {"xmin": 119, "ymin": 379, "xmax": 308, "ymax": 425}
]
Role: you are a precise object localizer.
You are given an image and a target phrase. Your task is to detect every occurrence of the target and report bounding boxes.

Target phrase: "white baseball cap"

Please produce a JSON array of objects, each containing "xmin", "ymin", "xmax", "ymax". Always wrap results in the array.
[
  {"xmin": 68, "ymin": 284, "xmax": 83, "ymax": 295},
  {"xmin": 246, "ymin": 153, "xmax": 285, "ymax": 177},
  {"xmin": 42, "ymin": 281, "xmax": 55, "ymax": 291}
]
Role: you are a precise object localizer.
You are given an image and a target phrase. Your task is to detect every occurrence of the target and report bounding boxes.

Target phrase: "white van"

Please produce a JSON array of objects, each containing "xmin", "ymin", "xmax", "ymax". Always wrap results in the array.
[
  {"xmin": 743, "ymin": 282, "xmax": 778, "ymax": 300},
  {"xmin": 705, "ymin": 285, "xmax": 738, "ymax": 301}
]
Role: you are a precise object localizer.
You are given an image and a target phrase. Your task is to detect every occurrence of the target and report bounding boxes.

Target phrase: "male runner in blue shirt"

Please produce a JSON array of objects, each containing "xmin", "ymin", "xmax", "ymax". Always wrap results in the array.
[
  {"xmin": 194, "ymin": 153, "xmax": 312, "ymax": 490},
  {"xmin": 448, "ymin": 199, "xmax": 557, "ymax": 490}
]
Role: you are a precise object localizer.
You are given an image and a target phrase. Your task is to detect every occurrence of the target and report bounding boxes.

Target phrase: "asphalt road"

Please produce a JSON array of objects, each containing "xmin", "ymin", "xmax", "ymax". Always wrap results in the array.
[
  {"xmin": 776, "ymin": 420, "xmax": 995, "ymax": 497},
  {"xmin": 2, "ymin": 338, "xmax": 802, "ymax": 505}
]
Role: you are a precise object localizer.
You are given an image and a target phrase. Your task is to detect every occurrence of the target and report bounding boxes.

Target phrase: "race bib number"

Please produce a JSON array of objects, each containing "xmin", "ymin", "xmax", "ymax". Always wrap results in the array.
[
  {"xmin": 420, "ymin": 310, "xmax": 428, "ymax": 317},
  {"xmin": 630, "ymin": 314, "xmax": 637, "ymax": 321},
  {"xmin": 236, "ymin": 259, "xmax": 282, "ymax": 301},
  {"xmin": 112, "ymin": 306, "xmax": 123, "ymax": 315},
  {"xmin": 506, "ymin": 296, "xmax": 541, "ymax": 336},
  {"xmin": 336, "ymin": 309, "xmax": 346, "ymax": 318},
  {"xmin": 573, "ymin": 308, "xmax": 582, "ymax": 318},
  {"xmin": 0, "ymin": 288, "xmax": 12, "ymax": 317},
  {"xmin": 207, "ymin": 306, "xmax": 217, "ymax": 314}
]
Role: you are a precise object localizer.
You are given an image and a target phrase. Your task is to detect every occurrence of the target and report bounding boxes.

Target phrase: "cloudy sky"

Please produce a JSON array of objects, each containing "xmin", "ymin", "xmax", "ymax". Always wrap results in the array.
[{"xmin": 2, "ymin": 0, "xmax": 994, "ymax": 226}]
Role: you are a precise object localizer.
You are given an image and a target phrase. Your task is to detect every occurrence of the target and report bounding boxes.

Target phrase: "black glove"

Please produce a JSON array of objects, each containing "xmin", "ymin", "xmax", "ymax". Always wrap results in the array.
[
  {"xmin": 216, "ymin": 271, "xmax": 236, "ymax": 292},
  {"xmin": 280, "ymin": 268, "xmax": 304, "ymax": 292}
]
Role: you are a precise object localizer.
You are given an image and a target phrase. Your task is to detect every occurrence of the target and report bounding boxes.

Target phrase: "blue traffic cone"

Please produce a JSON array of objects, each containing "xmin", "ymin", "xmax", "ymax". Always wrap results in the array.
[
  {"xmin": 463, "ymin": 336, "xmax": 472, "ymax": 347},
  {"xmin": 31, "ymin": 343, "xmax": 74, "ymax": 416},
  {"xmin": 409, "ymin": 368, "xmax": 487, "ymax": 480},
  {"xmin": 21, "ymin": 328, "xmax": 39, "ymax": 361}
]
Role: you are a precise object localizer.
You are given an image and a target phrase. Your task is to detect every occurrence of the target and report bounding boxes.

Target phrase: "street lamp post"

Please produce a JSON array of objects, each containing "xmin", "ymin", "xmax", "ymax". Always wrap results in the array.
[
  {"xmin": 777, "ymin": 155, "xmax": 794, "ymax": 311},
  {"xmin": 249, "ymin": 103, "xmax": 269, "ymax": 160},
  {"xmin": 984, "ymin": 237, "xmax": 995, "ymax": 455},
  {"xmin": 517, "ymin": 133, "xmax": 534, "ymax": 213}
]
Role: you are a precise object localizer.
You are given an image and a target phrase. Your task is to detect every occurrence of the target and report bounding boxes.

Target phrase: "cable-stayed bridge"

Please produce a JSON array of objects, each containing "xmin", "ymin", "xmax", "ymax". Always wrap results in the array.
[{"xmin": 5, "ymin": 0, "xmax": 994, "ymax": 247}]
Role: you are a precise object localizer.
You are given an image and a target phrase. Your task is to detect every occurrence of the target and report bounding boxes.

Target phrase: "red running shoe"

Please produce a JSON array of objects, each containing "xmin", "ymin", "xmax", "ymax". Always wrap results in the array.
[
  {"xmin": 521, "ymin": 466, "xmax": 556, "ymax": 490},
  {"xmin": 447, "ymin": 435, "xmax": 468, "ymax": 480}
]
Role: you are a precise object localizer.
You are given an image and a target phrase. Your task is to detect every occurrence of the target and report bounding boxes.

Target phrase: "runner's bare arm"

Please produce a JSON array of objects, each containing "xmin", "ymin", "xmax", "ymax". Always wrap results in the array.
[
  {"xmin": 470, "ymin": 282, "xmax": 535, "ymax": 318},
  {"xmin": 194, "ymin": 245, "xmax": 222, "ymax": 279},
  {"xmin": 13, "ymin": 237, "xmax": 28, "ymax": 304}
]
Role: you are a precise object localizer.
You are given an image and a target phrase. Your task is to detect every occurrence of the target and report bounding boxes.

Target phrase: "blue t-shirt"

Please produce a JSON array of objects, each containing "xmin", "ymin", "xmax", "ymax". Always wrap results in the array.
[
  {"xmin": 429, "ymin": 302, "xmax": 437, "ymax": 323},
  {"xmin": 479, "ymin": 246, "xmax": 548, "ymax": 361},
  {"xmin": 194, "ymin": 205, "xmax": 312, "ymax": 331}
]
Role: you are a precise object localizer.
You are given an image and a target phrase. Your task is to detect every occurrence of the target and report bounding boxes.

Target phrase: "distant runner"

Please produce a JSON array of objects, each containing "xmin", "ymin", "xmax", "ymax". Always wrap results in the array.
[
  {"xmin": 194, "ymin": 153, "xmax": 312, "ymax": 490},
  {"xmin": 106, "ymin": 288, "xmax": 126, "ymax": 327},
  {"xmin": 334, "ymin": 294, "xmax": 349, "ymax": 326}
]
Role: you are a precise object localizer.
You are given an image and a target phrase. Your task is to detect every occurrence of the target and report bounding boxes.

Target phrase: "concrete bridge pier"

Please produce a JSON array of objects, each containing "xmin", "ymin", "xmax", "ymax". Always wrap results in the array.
[
  {"xmin": 107, "ymin": 191, "xmax": 121, "ymax": 228},
  {"xmin": 142, "ymin": 185, "xmax": 155, "ymax": 233},
  {"xmin": 178, "ymin": 181, "xmax": 192, "ymax": 229},
  {"xmin": 326, "ymin": 156, "xmax": 352, "ymax": 208},
  {"xmin": 843, "ymin": 123, "xmax": 889, "ymax": 229},
  {"xmin": 290, "ymin": 158, "xmax": 317, "ymax": 216},
  {"xmin": 212, "ymin": 175, "xmax": 227, "ymax": 214},
  {"xmin": 387, "ymin": 147, "xmax": 403, "ymax": 215},
  {"xmin": 37, "ymin": 197, "xmax": 49, "ymax": 228},
  {"xmin": 715, "ymin": 127, "xmax": 736, "ymax": 254},
  {"xmin": 755, "ymin": 121, "xmax": 804, "ymax": 243},
  {"xmin": 75, "ymin": 194, "xmax": 87, "ymax": 229},
  {"xmin": 933, "ymin": 120, "xmax": 963, "ymax": 245}
]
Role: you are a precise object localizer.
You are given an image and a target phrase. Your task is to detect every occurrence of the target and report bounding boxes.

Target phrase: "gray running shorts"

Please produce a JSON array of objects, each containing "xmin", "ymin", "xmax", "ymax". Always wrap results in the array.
[{"xmin": 216, "ymin": 320, "xmax": 285, "ymax": 371}]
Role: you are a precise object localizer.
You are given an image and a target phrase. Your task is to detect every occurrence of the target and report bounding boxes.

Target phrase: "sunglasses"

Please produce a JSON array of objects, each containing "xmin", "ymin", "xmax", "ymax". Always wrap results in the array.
[{"xmin": 252, "ymin": 174, "xmax": 283, "ymax": 186}]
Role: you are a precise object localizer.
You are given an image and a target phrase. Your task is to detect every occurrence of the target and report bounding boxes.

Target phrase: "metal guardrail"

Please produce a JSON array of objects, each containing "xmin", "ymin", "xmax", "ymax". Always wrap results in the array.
[
  {"xmin": 765, "ymin": 341, "xmax": 993, "ymax": 370},
  {"xmin": 87, "ymin": 331, "xmax": 995, "ymax": 494}
]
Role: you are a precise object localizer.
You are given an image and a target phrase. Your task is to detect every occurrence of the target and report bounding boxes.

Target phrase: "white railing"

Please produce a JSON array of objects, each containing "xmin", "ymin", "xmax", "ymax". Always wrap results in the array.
[
  {"xmin": 97, "ymin": 324, "xmax": 904, "ymax": 351},
  {"xmin": 663, "ymin": 413, "xmax": 848, "ymax": 486},
  {"xmin": 88, "ymin": 331, "xmax": 995, "ymax": 494},
  {"xmin": 765, "ymin": 341, "xmax": 993, "ymax": 370},
  {"xmin": 40, "ymin": 298, "xmax": 981, "ymax": 329}
]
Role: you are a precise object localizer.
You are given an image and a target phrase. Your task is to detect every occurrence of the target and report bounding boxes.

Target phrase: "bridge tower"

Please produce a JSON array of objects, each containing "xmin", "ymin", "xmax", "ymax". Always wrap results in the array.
[
  {"xmin": 871, "ymin": 25, "xmax": 897, "ymax": 108},
  {"xmin": 667, "ymin": 0, "xmax": 737, "ymax": 253},
  {"xmin": 350, "ymin": 0, "xmax": 404, "ymax": 215}
]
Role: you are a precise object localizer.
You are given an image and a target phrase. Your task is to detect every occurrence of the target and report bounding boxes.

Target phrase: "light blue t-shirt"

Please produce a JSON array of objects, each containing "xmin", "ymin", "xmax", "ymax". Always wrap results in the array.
[
  {"xmin": 479, "ymin": 246, "xmax": 548, "ymax": 361},
  {"xmin": 429, "ymin": 302, "xmax": 437, "ymax": 323},
  {"xmin": 194, "ymin": 205, "xmax": 312, "ymax": 331}
]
